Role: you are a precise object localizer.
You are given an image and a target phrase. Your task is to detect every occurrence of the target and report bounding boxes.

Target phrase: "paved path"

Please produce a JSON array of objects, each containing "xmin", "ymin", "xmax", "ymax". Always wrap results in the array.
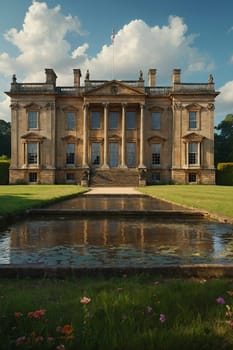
[{"xmin": 84, "ymin": 187, "xmax": 141, "ymax": 195}]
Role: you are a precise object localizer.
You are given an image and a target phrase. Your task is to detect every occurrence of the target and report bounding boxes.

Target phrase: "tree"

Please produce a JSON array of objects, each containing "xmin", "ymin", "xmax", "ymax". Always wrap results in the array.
[
  {"xmin": 214, "ymin": 114, "xmax": 233, "ymax": 165},
  {"xmin": 0, "ymin": 119, "xmax": 11, "ymax": 158}
]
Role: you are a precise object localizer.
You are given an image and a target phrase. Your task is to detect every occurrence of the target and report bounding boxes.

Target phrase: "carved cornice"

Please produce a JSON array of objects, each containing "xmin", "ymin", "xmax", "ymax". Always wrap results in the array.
[
  {"xmin": 21, "ymin": 132, "xmax": 46, "ymax": 142},
  {"xmin": 182, "ymin": 132, "xmax": 205, "ymax": 142},
  {"xmin": 61, "ymin": 135, "xmax": 80, "ymax": 143},
  {"xmin": 147, "ymin": 135, "xmax": 166, "ymax": 144}
]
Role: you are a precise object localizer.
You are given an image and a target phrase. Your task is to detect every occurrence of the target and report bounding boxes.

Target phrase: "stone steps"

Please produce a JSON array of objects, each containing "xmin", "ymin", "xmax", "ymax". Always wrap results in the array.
[{"xmin": 90, "ymin": 169, "xmax": 139, "ymax": 187}]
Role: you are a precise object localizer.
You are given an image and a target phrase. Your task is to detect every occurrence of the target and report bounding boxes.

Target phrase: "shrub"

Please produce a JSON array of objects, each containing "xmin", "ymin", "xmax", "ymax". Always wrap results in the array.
[
  {"xmin": 216, "ymin": 163, "xmax": 233, "ymax": 185},
  {"xmin": 0, "ymin": 159, "xmax": 10, "ymax": 184}
]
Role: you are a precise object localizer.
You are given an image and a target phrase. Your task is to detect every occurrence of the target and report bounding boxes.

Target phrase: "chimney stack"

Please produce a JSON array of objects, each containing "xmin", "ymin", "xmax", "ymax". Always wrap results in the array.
[
  {"xmin": 148, "ymin": 69, "xmax": 156, "ymax": 87},
  {"xmin": 45, "ymin": 69, "xmax": 57, "ymax": 86},
  {"xmin": 73, "ymin": 69, "xmax": 82, "ymax": 87},
  {"xmin": 172, "ymin": 69, "xmax": 181, "ymax": 85}
]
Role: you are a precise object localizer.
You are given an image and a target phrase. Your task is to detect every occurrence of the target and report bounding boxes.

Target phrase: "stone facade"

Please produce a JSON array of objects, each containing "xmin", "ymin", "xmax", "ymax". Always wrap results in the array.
[{"xmin": 6, "ymin": 68, "xmax": 219, "ymax": 186}]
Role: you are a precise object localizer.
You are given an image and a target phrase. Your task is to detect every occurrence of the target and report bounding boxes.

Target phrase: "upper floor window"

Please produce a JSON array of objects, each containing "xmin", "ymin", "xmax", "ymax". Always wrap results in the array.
[
  {"xmin": 27, "ymin": 142, "xmax": 38, "ymax": 164},
  {"xmin": 28, "ymin": 111, "xmax": 38, "ymax": 129},
  {"xmin": 109, "ymin": 111, "xmax": 119, "ymax": 129},
  {"xmin": 188, "ymin": 142, "xmax": 198, "ymax": 164},
  {"xmin": 126, "ymin": 111, "xmax": 136, "ymax": 129},
  {"xmin": 152, "ymin": 143, "xmax": 161, "ymax": 166},
  {"xmin": 66, "ymin": 112, "xmax": 75, "ymax": 130},
  {"xmin": 66, "ymin": 143, "xmax": 75, "ymax": 165},
  {"xmin": 189, "ymin": 111, "xmax": 197, "ymax": 129},
  {"xmin": 91, "ymin": 111, "xmax": 101, "ymax": 129},
  {"xmin": 152, "ymin": 112, "xmax": 161, "ymax": 130}
]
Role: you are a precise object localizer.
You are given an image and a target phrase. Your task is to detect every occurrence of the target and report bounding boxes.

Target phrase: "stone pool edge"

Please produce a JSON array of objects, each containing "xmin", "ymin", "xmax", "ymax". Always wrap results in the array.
[{"xmin": 1, "ymin": 264, "xmax": 233, "ymax": 278}]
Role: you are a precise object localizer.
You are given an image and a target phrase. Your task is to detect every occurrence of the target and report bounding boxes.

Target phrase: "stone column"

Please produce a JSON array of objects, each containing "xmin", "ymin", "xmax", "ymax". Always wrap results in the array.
[
  {"xmin": 139, "ymin": 103, "xmax": 146, "ymax": 168},
  {"xmin": 102, "ymin": 103, "xmax": 109, "ymax": 168},
  {"xmin": 82, "ymin": 103, "xmax": 89, "ymax": 168},
  {"xmin": 120, "ymin": 103, "xmax": 127, "ymax": 168}
]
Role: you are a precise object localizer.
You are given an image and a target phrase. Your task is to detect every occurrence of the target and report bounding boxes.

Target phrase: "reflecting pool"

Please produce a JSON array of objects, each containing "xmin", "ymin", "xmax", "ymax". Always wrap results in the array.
[{"xmin": 0, "ymin": 216, "xmax": 233, "ymax": 266}]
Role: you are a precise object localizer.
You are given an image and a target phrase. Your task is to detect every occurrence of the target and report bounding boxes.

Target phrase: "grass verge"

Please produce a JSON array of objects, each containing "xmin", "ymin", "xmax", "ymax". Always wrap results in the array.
[
  {"xmin": 0, "ymin": 185, "xmax": 87, "ymax": 215},
  {"xmin": 138, "ymin": 185, "xmax": 233, "ymax": 219},
  {"xmin": 1, "ymin": 275, "xmax": 233, "ymax": 349}
]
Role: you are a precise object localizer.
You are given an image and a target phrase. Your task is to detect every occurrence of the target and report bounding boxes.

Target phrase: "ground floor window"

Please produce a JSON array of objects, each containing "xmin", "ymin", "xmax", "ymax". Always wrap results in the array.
[
  {"xmin": 109, "ymin": 142, "xmax": 119, "ymax": 167},
  {"xmin": 91, "ymin": 142, "xmax": 101, "ymax": 166},
  {"xmin": 66, "ymin": 143, "xmax": 75, "ymax": 165},
  {"xmin": 126, "ymin": 142, "xmax": 136, "ymax": 167},
  {"xmin": 27, "ymin": 143, "xmax": 38, "ymax": 164},
  {"xmin": 152, "ymin": 143, "xmax": 160, "ymax": 166},
  {"xmin": 29, "ymin": 172, "xmax": 37, "ymax": 183},
  {"xmin": 188, "ymin": 142, "xmax": 198, "ymax": 165},
  {"xmin": 189, "ymin": 173, "xmax": 197, "ymax": 183}
]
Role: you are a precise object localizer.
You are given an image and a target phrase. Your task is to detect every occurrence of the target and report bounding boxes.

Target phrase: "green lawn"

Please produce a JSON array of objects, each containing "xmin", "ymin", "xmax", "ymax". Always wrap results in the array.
[
  {"xmin": 1, "ymin": 275, "xmax": 233, "ymax": 350},
  {"xmin": 0, "ymin": 185, "xmax": 87, "ymax": 215},
  {"xmin": 139, "ymin": 185, "xmax": 233, "ymax": 219}
]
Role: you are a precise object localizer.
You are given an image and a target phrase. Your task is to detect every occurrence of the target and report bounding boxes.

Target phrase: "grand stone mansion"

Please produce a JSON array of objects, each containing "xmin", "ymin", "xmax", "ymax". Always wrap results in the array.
[{"xmin": 6, "ymin": 68, "xmax": 219, "ymax": 186}]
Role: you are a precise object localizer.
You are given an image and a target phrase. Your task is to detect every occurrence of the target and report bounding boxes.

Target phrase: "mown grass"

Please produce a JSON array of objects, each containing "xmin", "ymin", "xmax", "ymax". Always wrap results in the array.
[
  {"xmin": 1, "ymin": 275, "xmax": 233, "ymax": 349},
  {"xmin": 0, "ymin": 185, "xmax": 87, "ymax": 215},
  {"xmin": 139, "ymin": 185, "xmax": 233, "ymax": 219}
]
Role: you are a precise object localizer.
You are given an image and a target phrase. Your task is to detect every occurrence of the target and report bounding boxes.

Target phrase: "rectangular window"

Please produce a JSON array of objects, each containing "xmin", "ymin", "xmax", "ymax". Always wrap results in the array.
[
  {"xmin": 29, "ymin": 172, "xmax": 37, "ymax": 183},
  {"xmin": 91, "ymin": 142, "xmax": 101, "ymax": 166},
  {"xmin": 152, "ymin": 144, "xmax": 161, "ymax": 166},
  {"xmin": 127, "ymin": 142, "xmax": 136, "ymax": 167},
  {"xmin": 126, "ymin": 111, "xmax": 136, "ymax": 129},
  {"xmin": 66, "ymin": 173, "xmax": 75, "ymax": 181},
  {"xmin": 189, "ymin": 173, "xmax": 197, "ymax": 183},
  {"xmin": 66, "ymin": 143, "xmax": 75, "ymax": 165},
  {"xmin": 28, "ymin": 111, "xmax": 38, "ymax": 129},
  {"xmin": 109, "ymin": 111, "xmax": 118, "ymax": 129},
  {"xmin": 109, "ymin": 142, "xmax": 119, "ymax": 167},
  {"xmin": 91, "ymin": 111, "xmax": 101, "ymax": 129},
  {"xmin": 27, "ymin": 143, "xmax": 38, "ymax": 164},
  {"xmin": 152, "ymin": 172, "xmax": 161, "ymax": 182},
  {"xmin": 188, "ymin": 142, "xmax": 198, "ymax": 164},
  {"xmin": 152, "ymin": 112, "xmax": 161, "ymax": 130},
  {"xmin": 189, "ymin": 111, "xmax": 197, "ymax": 129},
  {"xmin": 66, "ymin": 112, "xmax": 75, "ymax": 130}
]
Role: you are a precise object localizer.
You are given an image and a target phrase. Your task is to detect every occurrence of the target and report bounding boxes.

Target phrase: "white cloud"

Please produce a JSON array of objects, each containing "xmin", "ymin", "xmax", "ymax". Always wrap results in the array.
[
  {"xmin": 215, "ymin": 81, "xmax": 233, "ymax": 124},
  {"xmin": 0, "ymin": 2, "xmax": 217, "ymax": 122}
]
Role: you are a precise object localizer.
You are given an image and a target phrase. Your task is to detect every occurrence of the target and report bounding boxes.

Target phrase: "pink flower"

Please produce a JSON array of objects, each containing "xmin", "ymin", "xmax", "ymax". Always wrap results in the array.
[
  {"xmin": 145, "ymin": 306, "xmax": 153, "ymax": 314},
  {"xmin": 28, "ymin": 309, "xmax": 46, "ymax": 319},
  {"xmin": 80, "ymin": 296, "xmax": 91, "ymax": 304},
  {"xmin": 15, "ymin": 336, "xmax": 27, "ymax": 345},
  {"xmin": 35, "ymin": 335, "xmax": 44, "ymax": 343},
  {"xmin": 227, "ymin": 291, "xmax": 233, "ymax": 296},
  {"xmin": 14, "ymin": 312, "xmax": 23, "ymax": 318},
  {"xmin": 159, "ymin": 313, "xmax": 166, "ymax": 323},
  {"xmin": 216, "ymin": 297, "xmax": 225, "ymax": 304}
]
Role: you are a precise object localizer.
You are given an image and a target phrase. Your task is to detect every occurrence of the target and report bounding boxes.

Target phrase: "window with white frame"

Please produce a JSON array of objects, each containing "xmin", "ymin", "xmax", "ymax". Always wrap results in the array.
[
  {"xmin": 152, "ymin": 112, "xmax": 161, "ymax": 130},
  {"xmin": 66, "ymin": 143, "xmax": 75, "ymax": 165},
  {"xmin": 188, "ymin": 142, "xmax": 198, "ymax": 164},
  {"xmin": 109, "ymin": 111, "xmax": 119, "ymax": 129},
  {"xmin": 91, "ymin": 142, "xmax": 101, "ymax": 166},
  {"xmin": 27, "ymin": 143, "xmax": 38, "ymax": 164},
  {"xmin": 91, "ymin": 111, "xmax": 101, "ymax": 129},
  {"xmin": 189, "ymin": 111, "xmax": 197, "ymax": 129},
  {"xmin": 126, "ymin": 111, "xmax": 136, "ymax": 129},
  {"xmin": 28, "ymin": 111, "xmax": 38, "ymax": 129},
  {"xmin": 152, "ymin": 143, "xmax": 161, "ymax": 166},
  {"xmin": 66, "ymin": 112, "xmax": 75, "ymax": 130}
]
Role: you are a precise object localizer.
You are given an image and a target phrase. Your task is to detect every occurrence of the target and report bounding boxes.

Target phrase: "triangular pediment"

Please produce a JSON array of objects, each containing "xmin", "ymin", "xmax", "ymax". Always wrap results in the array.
[
  {"xmin": 61, "ymin": 135, "xmax": 80, "ymax": 142},
  {"xmin": 147, "ymin": 135, "xmax": 166, "ymax": 144},
  {"xmin": 21, "ymin": 132, "xmax": 46, "ymax": 141},
  {"xmin": 84, "ymin": 80, "xmax": 146, "ymax": 96},
  {"xmin": 185, "ymin": 103, "xmax": 203, "ymax": 111},
  {"xmin": 183, "ymin": 132, "xmax": 205, "ymax": 142},
  {"xmin": 24, "ymin": 103, "xmax": 41, "ymax": 110}
]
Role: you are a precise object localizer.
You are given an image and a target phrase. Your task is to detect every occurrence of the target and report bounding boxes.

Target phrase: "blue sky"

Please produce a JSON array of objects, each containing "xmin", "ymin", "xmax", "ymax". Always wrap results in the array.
[{"xmin": 0, "ymin": 0, "xmax": 233, "ymax": 124}]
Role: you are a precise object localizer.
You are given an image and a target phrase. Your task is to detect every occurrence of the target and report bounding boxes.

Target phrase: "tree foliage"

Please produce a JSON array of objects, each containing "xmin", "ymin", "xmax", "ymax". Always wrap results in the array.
[
  {"xmin": 0, "ymin": 119, "xmax": 11, "ymax": 158},
  {"xmin": 214, "ymin": 114, "xmax": 233, "ymax": 165}
]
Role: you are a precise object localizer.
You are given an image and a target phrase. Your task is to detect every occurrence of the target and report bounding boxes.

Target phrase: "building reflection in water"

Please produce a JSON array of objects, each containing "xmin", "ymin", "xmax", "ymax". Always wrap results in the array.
[{"xmin": 0, "ymin": 216, "xmax": 232, "ymax": 266}]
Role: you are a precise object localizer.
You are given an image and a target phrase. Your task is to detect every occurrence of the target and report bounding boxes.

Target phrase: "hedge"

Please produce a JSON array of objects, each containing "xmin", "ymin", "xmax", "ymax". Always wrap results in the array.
[
  {"xmin": 0, "ymin": 160, "xmax": 10, "ymax": 184},
  {"xmin": 216, "ymin": 162, "xmax": 233, "ymax": 185}
]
